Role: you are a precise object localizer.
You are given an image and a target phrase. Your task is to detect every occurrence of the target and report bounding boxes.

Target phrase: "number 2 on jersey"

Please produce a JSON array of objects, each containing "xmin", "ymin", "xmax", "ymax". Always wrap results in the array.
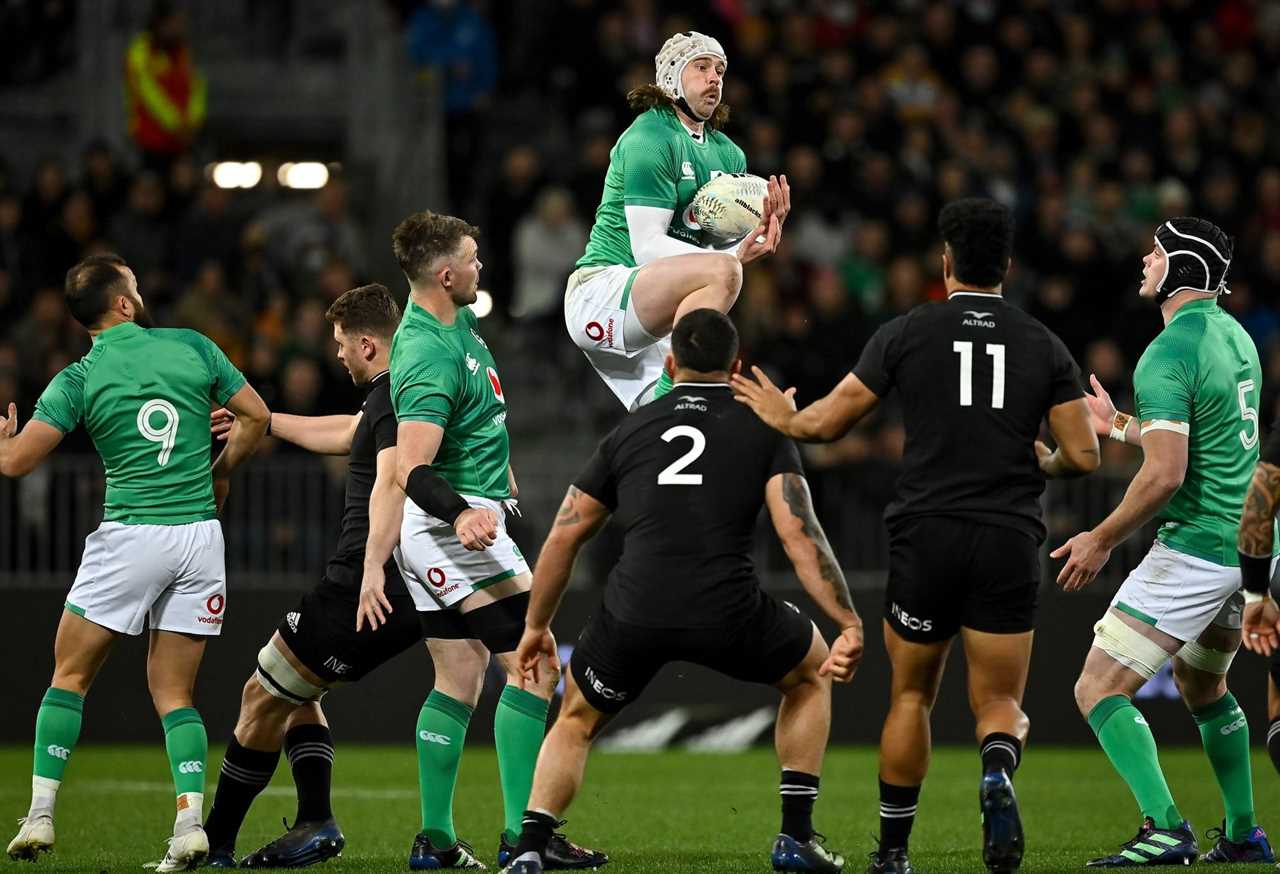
[
  {"xmin": 953, "ymin": 341, "xmax": 1005, "ymax": 409},
  {"xmin": 137, "ymin": 398, "xmax": 180, "ymax": 466},
  {"xmin": 658, "ymin": 425, "xmax": 705, "ymax": 485}
]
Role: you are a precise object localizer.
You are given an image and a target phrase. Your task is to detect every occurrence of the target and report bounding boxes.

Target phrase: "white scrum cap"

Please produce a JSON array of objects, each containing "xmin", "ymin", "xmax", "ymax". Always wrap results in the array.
[{"xmin": 655, "ymin": 31, "xmax": 727, "ymax": 102}]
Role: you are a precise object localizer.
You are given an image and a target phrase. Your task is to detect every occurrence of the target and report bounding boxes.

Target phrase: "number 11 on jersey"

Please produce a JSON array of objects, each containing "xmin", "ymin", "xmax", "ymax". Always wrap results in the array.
[{"xmin": 953, "ymin": 341, "xmax": 1005, "ymax": 409}]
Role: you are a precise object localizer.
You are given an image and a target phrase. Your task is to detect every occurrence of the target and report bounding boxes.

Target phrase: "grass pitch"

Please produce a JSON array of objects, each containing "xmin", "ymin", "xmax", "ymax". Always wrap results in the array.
[{"xmin": 1, "ymin": 745, "xmax": 1276, "ymax": 873}]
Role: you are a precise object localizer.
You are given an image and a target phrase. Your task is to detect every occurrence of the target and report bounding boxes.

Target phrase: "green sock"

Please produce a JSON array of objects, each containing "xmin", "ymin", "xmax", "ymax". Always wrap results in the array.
[
  {"xmin": 1088, "ymin": 695, "xmax": 1182, "ymax": 829},
  {"xmin": 33, "ymin": 687, "xmax": 84, "ymax": 782},
  {"xmin": 1193, "ymin": 692, "xmax": 1255, "ymax": 841},
  {"xmin": 494, "ymin": 685, "xmax": 550, "ymax": 844},
  {"xmin": 653, "ymin": 370, "xmax": 674, "ymax": 400},
  {"xmin": 417, "ymin": 690, "xmax": 473, "ymax": 847},
  {"xmin": 162, "ymin": 707, "xmax": 208, "ymax": 797}
]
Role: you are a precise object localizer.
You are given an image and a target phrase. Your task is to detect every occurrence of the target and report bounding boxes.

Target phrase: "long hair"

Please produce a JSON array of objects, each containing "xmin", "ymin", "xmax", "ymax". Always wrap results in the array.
[{"xmin": 626, "ymin": 84, "xmax": 731, "ymax": 131}]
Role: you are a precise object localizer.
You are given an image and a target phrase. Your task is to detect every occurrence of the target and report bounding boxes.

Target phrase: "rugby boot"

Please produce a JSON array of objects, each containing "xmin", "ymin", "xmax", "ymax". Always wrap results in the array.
[
  {"xmin": 980, "ymin": 769, "xmax": 1024, "ymax": 873},
  {"xmin": 147, "ymin": 826, "xmax": 211, "ymax": 872},
  {"xmin": 502, "ymin": 857, "xmax": 542, "ymax": 874},
  {"xmin": 497, "ymin": 825, "xmax": 608, "ymax": 870},
  {"xmin": 205, "ymin": 849, "xmax": 238, "ymax": 868},
  {"xmin": 865, "ymin": 846, "xmax": 913, "ymax": 874},
  {"xmin": 1199, "ymin": 822, "xmax": 1274, "ymax": 863},
  {"xmin": 7, "ymin": 815, "xmax": 55, "ymax": 861},
  {"xmin": 1086, "ymin": 818, "xmax": 1198, "ymax": 867},
  {"xmin": 409, "ymin": 832, "xmax": 486, "ymax": 869},
  {"xmin": 772, "ymin": 832, "xmax": 845, "ymax": 872},
  {"xmin": 240, "ymin": 818, "xmax": 344, "ymax": 867}
]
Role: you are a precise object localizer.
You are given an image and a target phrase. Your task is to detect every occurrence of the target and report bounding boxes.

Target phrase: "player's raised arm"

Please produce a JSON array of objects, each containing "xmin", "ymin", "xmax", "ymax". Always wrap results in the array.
[
  {"xmin": 733, "ymin": 368, "xmax": 880, "ymax": 443},
  {"xmin": 396, "ymin": 419, "xmax": 497, "ymax": 551},
  {"xmin": 213, "ymin": 408, "xmax": 361, "ymax": 456},
  {"xmin": 1053, "ymin": 424, "xmax": 1188, "ymax": 591},
  {"xmin": 765, "ymin": 471, "xmax": 863, "ymax": 682},
  {"xmin": 0, "ymin": 403, "xmax": 64, "ymax": 477},
  {"xmin": 1036, "ymin": 397, "xmax": 1101, "ymax": 479}
]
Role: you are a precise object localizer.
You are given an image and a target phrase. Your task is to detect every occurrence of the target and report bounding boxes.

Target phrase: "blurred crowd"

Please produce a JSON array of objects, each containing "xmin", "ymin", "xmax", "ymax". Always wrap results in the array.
[{"xmin": 4, "ymin": 0, "xmax": 1280, "ymax": 479}]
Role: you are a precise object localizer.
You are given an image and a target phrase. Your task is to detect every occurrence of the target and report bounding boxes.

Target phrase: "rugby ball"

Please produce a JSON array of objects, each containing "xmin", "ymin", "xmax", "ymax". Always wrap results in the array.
[{"xmin": 691, "ymin": 173, "xmax": 769, "ymax": 243}]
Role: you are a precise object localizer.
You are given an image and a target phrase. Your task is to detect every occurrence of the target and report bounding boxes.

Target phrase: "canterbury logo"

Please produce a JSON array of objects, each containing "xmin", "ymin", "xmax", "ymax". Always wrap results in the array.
[
  {"xmin": 1134, "ymin": 715, "xmax": 1149, "ymax": 726},
  {"xmin": 46, "ymin": 745, "xmax": 70, "ymax": 761},
  {"xmin": 178, "ymin": 760, "xmax": 203, "ymax": 774},
  {"xmin": 964, "ymin": 311, "xmax": 993, "ymax": 319},
  {"xmin": 419, "ymin": 731, "xmax": 451, "ymax": 746},
  {"xmin": 1221, "ymin": 715, "xmax": 1248, "ymax": 736}
]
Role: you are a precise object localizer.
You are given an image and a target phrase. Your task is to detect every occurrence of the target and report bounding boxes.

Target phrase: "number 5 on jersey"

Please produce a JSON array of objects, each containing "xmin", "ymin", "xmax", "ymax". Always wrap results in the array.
[
  {"xmin": 658, "ymin": 425, "xmax": 705, "ymax": 485},
  {"xmin": 138, "ymin": 398, "xmax": 180, "ymax": 466},
  {"xmin": 953, "ymin": 341, "xmax": 1005, "ymax": 409}
]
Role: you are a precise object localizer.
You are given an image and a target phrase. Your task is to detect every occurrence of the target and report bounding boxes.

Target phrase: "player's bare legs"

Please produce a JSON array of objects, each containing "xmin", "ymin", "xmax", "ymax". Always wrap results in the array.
[
  {"xmin": 873, "ymin": 624, "xmax": 951, "ymax": 870},
  {"xmin": 962, "ymin": 628, "xmax": 1033, "ymax": 874},
  {"xmin": 628, "ymin": 252, "xmax": 742, "ymax": 339},
  {"xmin": 146, "ymin": 629, "xmax": 213, "ymax": 867},
  {"xmin": 525, "ymin": 671, "xmax": 613, "ymax": 817},
  {"xmin": 773, "ymin": 625, "xmax": 832, "ymax": 776},
  {"xmin": 429, "ymin": 637, "xmax": 490, "ymax": 706},
  {"xmin": 1170, "ymin": 622, "xmax": 1263, "ymax": 856},
  {"xmin": 8, "ymin": 611, "xmax": 120, "ymax": 860},
  {"xmin": 962, "ymin": 629, "xmax": 1032, "ymax": 745},
  {"xmin": 232, "ymin": 634, "xmax": 325, "ymax": 750},
  {"xmin": 879, "ymin": 624, "xmax": 951, "ymax": 786}
]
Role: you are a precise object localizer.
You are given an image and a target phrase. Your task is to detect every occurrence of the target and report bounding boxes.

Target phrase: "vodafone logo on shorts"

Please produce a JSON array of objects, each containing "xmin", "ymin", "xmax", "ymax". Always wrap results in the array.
[
  {"xmin": 198, "ymin": 593, "xmax": 225, "ymax": 625},
  {"xmin": 585, "ymin": 321, "xmax": 605, "ymax": 342},
  {"xmin": 585, "ymin": 318, "xmax": 618, "ymax": 349},
  {"xmin": 426, "ymin": 568, "xmax": 446, "ymax": 587}
]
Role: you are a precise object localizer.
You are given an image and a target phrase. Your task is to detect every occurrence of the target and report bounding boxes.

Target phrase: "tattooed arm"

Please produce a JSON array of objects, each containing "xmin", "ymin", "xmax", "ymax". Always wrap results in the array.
[
  {"xmin": 766, "ymin": 472, "xmax": 863, "ymax": 681},
  {"xmin": 526, "ymin": 485, "xmax": 611, "ymax": 632},
  {"xmin": 766, "ymin": 472, "xmax": 859, "ymax": 627},
  {"xmin": 1239, "ymin": 461, "xmax": 1280, "ymax": 559}
]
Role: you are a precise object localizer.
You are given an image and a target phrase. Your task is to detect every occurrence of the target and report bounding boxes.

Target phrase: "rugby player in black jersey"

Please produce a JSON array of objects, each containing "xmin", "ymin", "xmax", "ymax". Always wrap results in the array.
[
  {"xmin": 734, "ymin": 199, "xmax": 1099, "ymax": 874},
  {"xmin": 504, "ymin": 309, "xmax": 864, "ymax": 874}
]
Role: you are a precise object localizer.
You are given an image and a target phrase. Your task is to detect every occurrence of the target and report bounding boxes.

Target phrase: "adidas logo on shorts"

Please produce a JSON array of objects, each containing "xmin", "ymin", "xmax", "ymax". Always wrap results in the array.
[
  {"xmin": 178, "ymin": 760, "xmax": 203, "ymax": 774},
  {"xmin": 286, "ymin": 612, "xmax": 300, "ymax": 633}
]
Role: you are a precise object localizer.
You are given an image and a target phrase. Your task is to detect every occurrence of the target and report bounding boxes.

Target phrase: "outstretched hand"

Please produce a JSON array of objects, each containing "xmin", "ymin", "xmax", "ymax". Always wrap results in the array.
[
  {"xmin": 730, "ymin": 366, "xmax": 798, "ymax": 434},
  {"xmin": 1051, "ymin": 530, "xmax": 1113, "ymax": 592},
  {"xmin": 1083, "ymin": 374, "xmax": 1117, "ymax": 437}
]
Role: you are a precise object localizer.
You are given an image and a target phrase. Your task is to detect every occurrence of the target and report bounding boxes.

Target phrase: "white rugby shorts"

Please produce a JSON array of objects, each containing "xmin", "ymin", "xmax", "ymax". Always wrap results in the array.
[
  {"xmin": 1109, "ymin": 540, "xmax": 1261, "ymax": 642},
  {"xmin": 565, "ymin": 265, "xmax": 669, "ymax": 410},
  {"xmin": 66, "ymin": 519, "xmax": 227, "ymax": 636},
  {"xmin": 395, "ymin": 495, "xmax": 529, "ymax": 612}
]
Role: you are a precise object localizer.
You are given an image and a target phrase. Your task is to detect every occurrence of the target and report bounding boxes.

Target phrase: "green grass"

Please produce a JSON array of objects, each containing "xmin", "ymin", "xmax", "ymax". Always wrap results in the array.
[{"xmin": 1, "ymin": 745, "xmax": 1277, "ymax": 872}]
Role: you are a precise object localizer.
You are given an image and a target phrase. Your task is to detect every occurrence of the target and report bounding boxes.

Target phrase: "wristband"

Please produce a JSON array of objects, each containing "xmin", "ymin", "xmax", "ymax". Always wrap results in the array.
[
  {"xmin": 405, "ymin": 464, "xmax": 470, "ymax": 526},
  {"xmin": 1239, "ymin": 551, "xmax": 1272, "ymax": 595},
  {"xmin": 1109, "ymin": 411, "xmax": 1132, "ymax": 442},
  {"xmin": 1244, "ymin": 589, "xmax": 1267, "ymax": 606}
]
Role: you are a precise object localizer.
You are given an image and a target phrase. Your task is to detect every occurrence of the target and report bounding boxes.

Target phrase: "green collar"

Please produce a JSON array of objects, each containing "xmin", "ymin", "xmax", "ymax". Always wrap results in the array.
[
  {"xmin": 1167, "ymin": 297, "xmax": 1219, "ymax": 324},
  {"xmin": 407, "ymin": 299, "xmax": 461, "ymax": 331},
  {"xmin": 91, "ymin": 321, "xmax": 144, "ymax": 345}
]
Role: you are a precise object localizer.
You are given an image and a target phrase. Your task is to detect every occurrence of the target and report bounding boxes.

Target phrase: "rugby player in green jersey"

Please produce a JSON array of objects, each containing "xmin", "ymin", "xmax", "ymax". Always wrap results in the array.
[
  {"xmin": 389, "ymin": 212, "xmax": 604, "ymax": 870},
  {"xmin": 1, "ymin": 254, "xmax": 269, "ymax": 868},
  {"xmin": 1053, "ymin": 218, "xmax": 1274, "ymax": 866},
  {"xmin": 565, "ymin": 31, "xmax": 790, "ymax": 410}
]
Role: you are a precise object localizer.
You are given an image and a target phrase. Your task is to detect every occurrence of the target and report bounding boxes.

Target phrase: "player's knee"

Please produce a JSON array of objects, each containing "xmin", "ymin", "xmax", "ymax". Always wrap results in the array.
[
  {"xmin": 49, "ymin": 666, "xmax": 93, "ymax": 697},
  {"xmin": 1073, "ymin": 672, "xmax": 1103, "ymax": 718},
  {"xmin": 1172, "ymin": 658, "xmax": 1228, "ymax": 711},
  {"xmin": 710, "ymin": 254, "xmax": 743, "ymax": 295}
]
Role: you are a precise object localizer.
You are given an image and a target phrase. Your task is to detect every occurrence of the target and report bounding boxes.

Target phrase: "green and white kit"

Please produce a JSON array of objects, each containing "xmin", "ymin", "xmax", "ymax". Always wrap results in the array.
[
  {"xmin": 389, "ymin": 302, "xmax": 526, "ymax": 612},
  {"xmin": 32, "ymin": 322, "xmax": 245, "ymax": 635}
]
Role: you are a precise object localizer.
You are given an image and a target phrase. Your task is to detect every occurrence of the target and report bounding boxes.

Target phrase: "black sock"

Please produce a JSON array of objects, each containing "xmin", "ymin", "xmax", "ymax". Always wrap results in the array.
[
  {"xmin": 1268, "ymin": 718, "xmax": 1280, "ymax": 775},
  {"xmin": 979, "ymin": 732, "xmax": 1023, "ymax": 777},
  {"xmin": 285, "ymin": 724, "xmax": 335, "ymax": 823},
  {"xmin": 204, "ymin": 739, "xmax": 281, "ymax": 853},
  {"xmin": 878, "ymin": 780, "xmax": 920, "ymax": 853},
  {"xmin": 512, "ymin": 810, "xmax": 558, "ymax": 860},
  {"xmin": 780, "ymin": 770, "xmax": 820, "ymax": 843}
]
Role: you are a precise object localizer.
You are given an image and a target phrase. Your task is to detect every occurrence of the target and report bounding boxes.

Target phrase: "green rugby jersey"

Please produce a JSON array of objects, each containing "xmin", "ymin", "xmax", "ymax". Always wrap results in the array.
[
  {"xmin": 577, "ymin": 106, "xmax": 747, "ymax": 269},
  {"xmin": 389, "ymin": 301, "xmax": 510, "ymax": 500},
  {"xmin": 1133, "ymin": 298, "xmax": 1267, "ymax": 565},
  {"xmin": 32, "ymin": 322, "xmax": 246, "ymax": 524}
]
